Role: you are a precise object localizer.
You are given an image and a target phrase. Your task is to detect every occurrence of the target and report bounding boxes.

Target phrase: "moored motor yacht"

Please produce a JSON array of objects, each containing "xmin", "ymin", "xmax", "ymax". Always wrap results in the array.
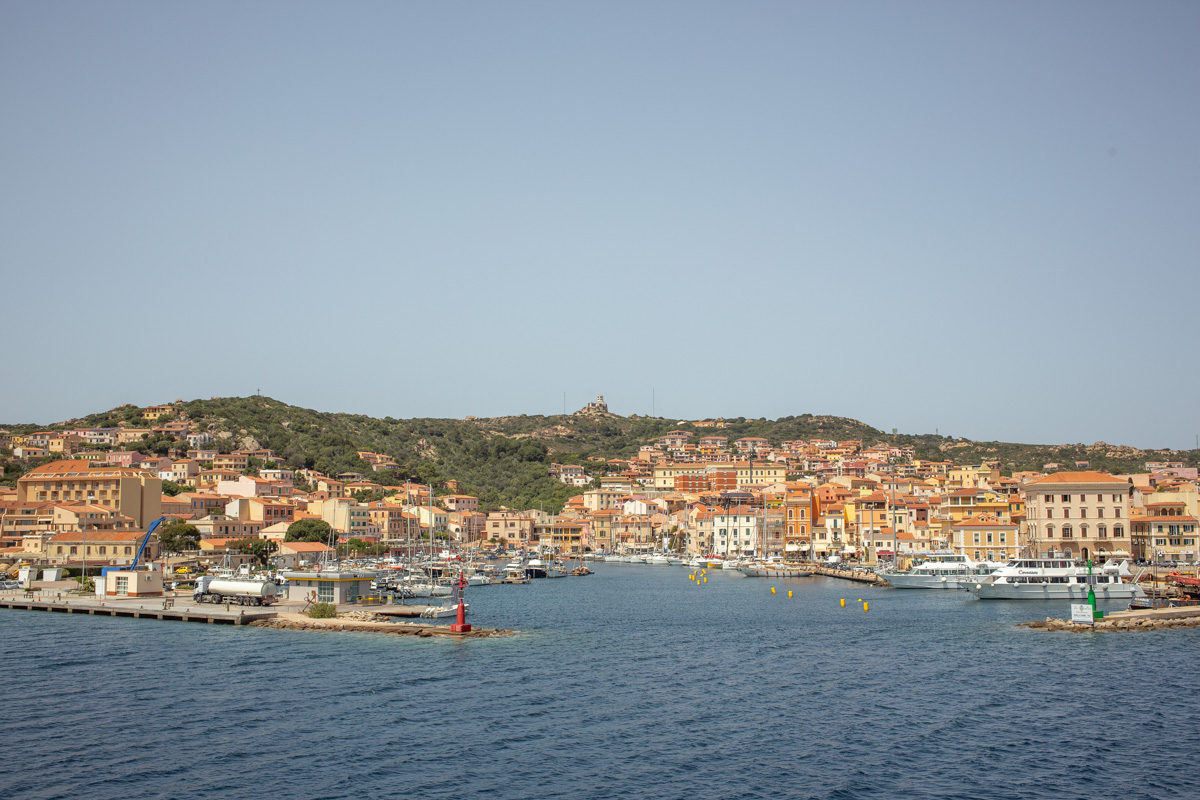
[
  {"xmin": 500, "ymin": 566, "xmax": 530, "ymax": 584},
  {"xmin": 882, "ymin": 553, "xmax": 1002, "ymax": 590},
  {"xmin": 525, "ymin": 558, "xmax": 568, "ymax": 579}
]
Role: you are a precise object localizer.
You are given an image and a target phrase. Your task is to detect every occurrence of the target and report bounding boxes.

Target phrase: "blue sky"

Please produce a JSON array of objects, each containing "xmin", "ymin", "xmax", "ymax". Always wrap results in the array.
[{"xmin": 2, "ymin": 2, "xmax": 1197, "ymax": 449}]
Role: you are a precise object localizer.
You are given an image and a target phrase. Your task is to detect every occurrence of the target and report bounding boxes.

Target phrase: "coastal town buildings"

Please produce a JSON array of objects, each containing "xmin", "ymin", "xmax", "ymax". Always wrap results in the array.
[{"xmin": 2, "ymin": 404, "xmax": 1198, "ymax": 582}]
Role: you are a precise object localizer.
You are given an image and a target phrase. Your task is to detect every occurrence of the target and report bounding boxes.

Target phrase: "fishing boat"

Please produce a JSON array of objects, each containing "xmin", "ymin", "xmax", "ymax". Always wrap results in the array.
[
  {"xmin": 965, "ymin": 558, "xmax": 1146, "ymax": 600},
  {"xmin": 420, "ymin": 600, "xmax": 468, "ymax": 619}
]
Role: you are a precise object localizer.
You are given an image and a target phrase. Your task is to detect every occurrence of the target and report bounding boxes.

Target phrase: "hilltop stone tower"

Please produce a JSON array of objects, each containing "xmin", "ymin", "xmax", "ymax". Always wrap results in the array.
[{"xmin": 575, "ymin": 394, "xmax": 609, "ymax": 416}]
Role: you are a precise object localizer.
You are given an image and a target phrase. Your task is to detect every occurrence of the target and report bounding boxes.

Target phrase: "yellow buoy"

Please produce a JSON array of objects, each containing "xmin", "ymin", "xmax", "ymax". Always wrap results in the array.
[
  {"xmin": 703, "ymin": 576, "xmax": 707, "ymax": 583},
  {"xmin": 863, "ymin": 602, "xmax": 869, "ymax": 612},
  {"xmin": 840, "ymin": 598, "xmax": 845, "ymax": 607},
  {"xmin": 770, "ymin": 587, "xmax": 776, "ymax": 594},
  {"xmin": 788, "ymin": 590, "xmax": 793, "ymax": 598}
]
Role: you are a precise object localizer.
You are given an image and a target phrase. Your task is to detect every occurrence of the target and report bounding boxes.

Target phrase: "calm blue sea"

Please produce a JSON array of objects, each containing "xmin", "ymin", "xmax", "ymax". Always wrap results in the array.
[{"xmin": 4, "ymin": 564, "xmax": 1198, "ymax": 800}]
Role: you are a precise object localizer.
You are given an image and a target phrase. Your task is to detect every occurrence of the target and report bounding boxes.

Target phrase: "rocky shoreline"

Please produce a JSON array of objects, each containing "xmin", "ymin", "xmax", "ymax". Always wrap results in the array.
[
  {"xmin": 248, "ymin": 611, "xmax": 513, "ymax": 638},
  {"xmin": 1023, "ymin": 614, "xmax": 1200, "ymax": 633}
]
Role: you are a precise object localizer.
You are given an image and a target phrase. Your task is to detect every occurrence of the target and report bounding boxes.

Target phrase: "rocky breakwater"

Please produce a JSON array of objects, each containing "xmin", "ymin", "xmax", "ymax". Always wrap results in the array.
[
  {"xmin": 1023, "ymin": 606, "xmax": 1200, "ymax": 633},
  {"xmin": 249, "ymin": 611, "xmax": 513, "ymax": 638}
]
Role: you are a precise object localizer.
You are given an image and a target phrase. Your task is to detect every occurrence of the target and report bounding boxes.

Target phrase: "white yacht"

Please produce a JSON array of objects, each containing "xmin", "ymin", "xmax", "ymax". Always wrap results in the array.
[
  {"xmin": 739, "ymin": 563, "xmax": 813, "ymax": 578},
  {"xmin": 965, "ymin": 558, "xmax": 1145, "ymax": 600},
  {"xmin": 645, "ymin": 554, "xmax": 671, "ymax": 566},
  {"xmin": 882, "ymin": 553, "xmax": 1002, "ymax": 590}
]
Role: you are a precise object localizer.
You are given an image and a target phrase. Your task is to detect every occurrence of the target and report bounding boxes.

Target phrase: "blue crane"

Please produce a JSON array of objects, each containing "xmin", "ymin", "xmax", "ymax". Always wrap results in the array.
[{"xmin": 129, "ymin": 516, "xmax": 167, "ymax": 571}]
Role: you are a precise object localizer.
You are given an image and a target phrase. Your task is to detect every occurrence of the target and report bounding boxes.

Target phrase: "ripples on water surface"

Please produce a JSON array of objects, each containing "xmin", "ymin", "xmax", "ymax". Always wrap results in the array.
[{"xmin": 4, "ymin": 564, "xmax": 1199, "ymax": 800}]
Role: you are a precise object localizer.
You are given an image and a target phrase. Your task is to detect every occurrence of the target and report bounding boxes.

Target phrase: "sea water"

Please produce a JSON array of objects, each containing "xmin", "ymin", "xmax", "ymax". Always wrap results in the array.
[{"xmin": 4, "ymin": 564, "xmax": 1198, "ymax": 800}]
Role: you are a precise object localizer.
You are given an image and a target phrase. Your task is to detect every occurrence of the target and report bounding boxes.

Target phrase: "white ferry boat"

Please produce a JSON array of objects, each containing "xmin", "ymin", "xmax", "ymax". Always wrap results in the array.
[
  {"xmin": 965, "ymin": 558, "xmax": 1145, "ymax": 600},
  {"xmin": 882, "ymin": 553, "xmax": 1001, "ymax": 590}
]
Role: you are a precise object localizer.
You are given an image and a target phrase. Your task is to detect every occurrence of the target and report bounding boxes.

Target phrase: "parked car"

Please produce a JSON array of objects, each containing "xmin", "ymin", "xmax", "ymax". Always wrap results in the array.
[{"xmin": 0, "ymin": 580, "xmax": 21, "ymax": 590}]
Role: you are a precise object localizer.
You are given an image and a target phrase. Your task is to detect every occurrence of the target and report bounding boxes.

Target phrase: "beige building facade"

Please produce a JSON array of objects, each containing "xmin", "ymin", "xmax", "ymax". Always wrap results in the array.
[
  {"xmin": 1022, "ymin": 471, "xmax": 1131, "ymax": 560},
  {"xmin": 17, "ymin": 460, "xmax": 162, "ymax": 528}
]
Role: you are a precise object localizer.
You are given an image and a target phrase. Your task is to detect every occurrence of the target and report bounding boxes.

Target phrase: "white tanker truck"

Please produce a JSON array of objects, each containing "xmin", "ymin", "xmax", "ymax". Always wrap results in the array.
[{"xmin": 193, "ymin": 575, "xmax": 280, "ymax": 606}]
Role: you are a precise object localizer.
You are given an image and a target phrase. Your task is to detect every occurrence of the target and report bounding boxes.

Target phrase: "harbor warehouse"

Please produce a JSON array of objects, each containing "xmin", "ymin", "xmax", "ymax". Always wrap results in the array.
[{"xmin": 282, "ymin": 569, "xmax": 375, "ymax": 605}]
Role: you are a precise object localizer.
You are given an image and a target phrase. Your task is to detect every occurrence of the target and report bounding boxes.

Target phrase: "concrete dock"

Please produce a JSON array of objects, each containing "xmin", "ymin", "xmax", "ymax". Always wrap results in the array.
[
  {"xmin": 0, "ymin": 593, "xmax": 274, "ymax": 624},
  {"xmin": 0, "ymin": 589, "xmax": 509, "ymax": 637}
]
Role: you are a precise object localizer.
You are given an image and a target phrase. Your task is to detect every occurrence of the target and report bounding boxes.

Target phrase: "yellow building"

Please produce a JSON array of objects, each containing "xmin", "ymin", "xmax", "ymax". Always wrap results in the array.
[
  {"xmin": 952, "ymin": 518, "xmax": 1021, "ymax": 563},
  {"xmin": 141, "ymin": 404, "xmax": 177, "ymax": 421},
  {"xmin": 17, "ymin": 460, "xmax": 162, "ymax": 528}
]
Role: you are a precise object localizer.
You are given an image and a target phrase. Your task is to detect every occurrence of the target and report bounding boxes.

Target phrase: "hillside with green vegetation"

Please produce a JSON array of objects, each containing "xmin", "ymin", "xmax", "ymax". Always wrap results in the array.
[{"xmin": 4, "ymin": 396, "xmax": 1198, "ymax": 508}]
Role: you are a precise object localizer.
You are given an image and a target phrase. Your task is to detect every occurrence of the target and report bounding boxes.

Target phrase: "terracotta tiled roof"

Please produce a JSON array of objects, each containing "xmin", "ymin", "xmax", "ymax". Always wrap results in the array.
[{"xmin": 1025, "ymin": 471, "xmax": 1127, "ymax": 485}]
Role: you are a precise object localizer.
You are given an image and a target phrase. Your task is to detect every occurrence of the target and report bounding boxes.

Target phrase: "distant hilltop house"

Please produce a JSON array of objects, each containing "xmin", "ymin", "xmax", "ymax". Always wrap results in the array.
[{"xmin": 575, "ymin": 395, "xmax": 609, "ymax": 416}]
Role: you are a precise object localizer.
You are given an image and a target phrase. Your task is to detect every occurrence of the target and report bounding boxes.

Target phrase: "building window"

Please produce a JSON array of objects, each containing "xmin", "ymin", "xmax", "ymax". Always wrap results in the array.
[
  {"xmin": 1097, "ymin": 508, "xmax": 1104, "ymax": 518},
  {"xmin": 1114, "ymin": 508, "xmax": 1121, "ymax": 518},
  {"xmin": 1062, "ymin": 508, "xmax": 1070, "ymax": 519},
  {"xmin": 1080, "ymin": 508, "xmax": 1088, "ymax": 518},
  {"xmin": 1062, "ymin": 525, "xmax": 1072, "ymax": 539},
  {"xmin": 1114, "ymin": 525, "xmax": 1124, "ymax": 539},
  {"xmin": 1046, "ymin": 509, "xmax": 1054, "ymax": 519},
  {"xmin": 1098, "ymin": 525, "xmax": 1107, "ymax": 539},
  {"xmin": 1062, "ymin": 495, "xmax": 1070, "ymax": 503}
]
